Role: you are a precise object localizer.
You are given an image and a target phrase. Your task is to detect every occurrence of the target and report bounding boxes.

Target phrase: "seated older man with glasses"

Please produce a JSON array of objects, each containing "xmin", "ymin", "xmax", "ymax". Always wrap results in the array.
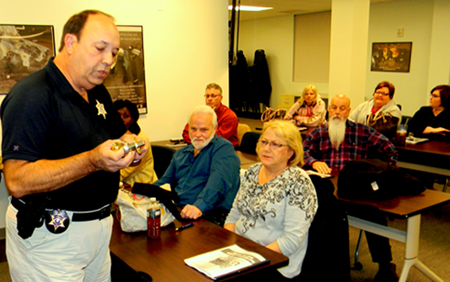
[{"xmin": 182, "ymin": 83, "xmax": 239, "ymax": 147}]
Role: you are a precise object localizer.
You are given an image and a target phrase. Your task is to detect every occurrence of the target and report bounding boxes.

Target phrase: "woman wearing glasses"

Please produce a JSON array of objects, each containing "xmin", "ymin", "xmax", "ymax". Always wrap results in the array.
[
  {"xmin": 350, "ymin": 81, "xmax": 401, "ymax": 139},
  {"xmin": 224, "ymin": 120, "xmax": 318, "ymax": 280},
  {"xmin": 408, "ymin": 85, "xmax": 450, "ymax": 141}
]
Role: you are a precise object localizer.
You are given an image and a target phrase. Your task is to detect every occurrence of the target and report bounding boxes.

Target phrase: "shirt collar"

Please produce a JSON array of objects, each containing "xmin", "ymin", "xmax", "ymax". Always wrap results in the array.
[
  {"xmin": 215, "ymin": 103, "xmax": 224, "ymax": 115},
  {"xmin": 45, "ymin": 57, "xmax": 79, "ymax": 98}
]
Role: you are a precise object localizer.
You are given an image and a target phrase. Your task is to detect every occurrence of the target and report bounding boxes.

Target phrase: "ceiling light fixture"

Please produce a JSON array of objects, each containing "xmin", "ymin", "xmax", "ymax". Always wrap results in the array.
[{"xmin": 228, "ymin": 5, "xmax": 273, "ymax": 12}]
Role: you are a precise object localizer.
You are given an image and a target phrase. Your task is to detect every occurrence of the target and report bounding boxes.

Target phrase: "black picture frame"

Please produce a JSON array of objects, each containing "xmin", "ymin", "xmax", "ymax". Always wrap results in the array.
[
  {"xmin": 0, "ymin": 24, "xmax": 55, "ymax": 94},
  {"xmin": 371, "ymin": 42, "xmax": 412, "ymax": 73}
]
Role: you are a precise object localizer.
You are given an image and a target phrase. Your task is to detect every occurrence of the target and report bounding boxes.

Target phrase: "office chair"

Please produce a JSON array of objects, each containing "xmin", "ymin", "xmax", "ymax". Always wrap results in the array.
[
  {"xmin": 401, "ymin": 115, "xmax": 411, "ymax": 125},
  {"xmin": 298, "ymin": 175, "xmax": 350, "ymax": 281},
  {"xmin": 237, "ymin": 123, "xmax": 251, "ymax": 148},
  {"xmin": 238, "ymin": 132, "xmax": 261, "ymax": 155},
  {"xmin": 151, "ymin": 145, "xmax": 176, "ymax": 179},
  {"xmin": 111, "ymin": 252, "xmax": 153, "ymax": 281}
]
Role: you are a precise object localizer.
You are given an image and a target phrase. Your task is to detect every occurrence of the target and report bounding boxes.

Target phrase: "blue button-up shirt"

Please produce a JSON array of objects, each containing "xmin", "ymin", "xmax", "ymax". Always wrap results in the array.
[{"xmin": 154, "ymin": 135, "xmax": 240, "ymax": 213}]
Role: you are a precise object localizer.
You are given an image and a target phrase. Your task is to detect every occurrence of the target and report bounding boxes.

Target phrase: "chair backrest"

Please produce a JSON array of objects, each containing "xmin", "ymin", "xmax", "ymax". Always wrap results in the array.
[
  {"xmin": 151, "ymin": 145, "xmax": 176, "ymax": 179},
  {"xmin": 401, "ymin": 115, "xmax": 411, "ymax": 125},
  {"xmin": 237, "ymin": 123, "xmax": 251, "ymax": 147},
  {"xmin": 298, "ymin": 175, "xmax": 350, "ymax": 281},
  {"xmin": 238, "ymin": 132, "xmax": 261, "ymax": 155}
]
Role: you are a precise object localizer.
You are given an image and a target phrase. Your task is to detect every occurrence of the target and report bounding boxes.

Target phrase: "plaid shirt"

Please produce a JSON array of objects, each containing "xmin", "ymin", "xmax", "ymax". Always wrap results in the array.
[{"xmin": 303, "ymin": 120, "xmax": 398, "ymax": 171}]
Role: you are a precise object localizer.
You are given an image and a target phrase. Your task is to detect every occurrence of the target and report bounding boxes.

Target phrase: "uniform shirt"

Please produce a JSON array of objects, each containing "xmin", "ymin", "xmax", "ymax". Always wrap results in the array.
[
  {"xmin": 225, "ymin": 164, "xmax": 318, "ymax": 278},
  {"xmin": 1, "ymin": 58, "xmax": 126, "ymax": 211},
  {"xmin": 303, "ymin": 120, "xmax": 398, "ymax": 171},
  {"xmin": 182, "ymin": 103, "xmax": 239, "ymax": 147},
  {"xmin": 154, "ymin": 135, "xmax": 240, "ymax": 213}
]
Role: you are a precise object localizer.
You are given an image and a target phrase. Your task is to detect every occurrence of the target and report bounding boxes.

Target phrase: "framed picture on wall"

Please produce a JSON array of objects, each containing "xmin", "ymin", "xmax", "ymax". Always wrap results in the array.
[
  {"xmin": 370, "ymin": 42, "xmax": 412, "ymax": 73},
  {"xmin": 0, "ymin": 24, "xmax": 55, "ymax": 94},
  {"xmin": 104, "ymin": 25, "xmax": 147, "ymax": 114}
]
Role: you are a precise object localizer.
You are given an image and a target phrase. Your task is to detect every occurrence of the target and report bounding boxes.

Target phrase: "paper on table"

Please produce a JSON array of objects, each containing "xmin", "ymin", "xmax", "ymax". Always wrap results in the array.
[
  {"xmin": 165, "ymin": 143, "xmax": 188, "ymax": 148},
  {"xmin": 306, "ymin": 170, "xmax": 332, "ymax": 178},
  {"xmin": 406, "ymin": 137, "xmax": 429, "ymax": 144},
  {"xmin": 184, "ymin": 244, "xmax": 269, "ymax": 280}
]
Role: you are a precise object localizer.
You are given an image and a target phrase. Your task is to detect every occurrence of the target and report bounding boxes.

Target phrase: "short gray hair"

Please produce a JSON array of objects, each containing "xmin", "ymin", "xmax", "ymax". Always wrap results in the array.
[
  {"xmin": 188, "ymin": 105, "xmax": 217, "ymax": 128},
  {"xmin": 205, "ymin": 83, "xmax": 222, "ymax": 95}
]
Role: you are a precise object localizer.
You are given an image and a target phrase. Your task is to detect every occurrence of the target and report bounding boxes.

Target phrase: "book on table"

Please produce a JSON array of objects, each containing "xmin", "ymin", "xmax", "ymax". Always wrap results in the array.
[{"xmin": 184, "ymin": 244, "xmax": 270, "ymax": 280}]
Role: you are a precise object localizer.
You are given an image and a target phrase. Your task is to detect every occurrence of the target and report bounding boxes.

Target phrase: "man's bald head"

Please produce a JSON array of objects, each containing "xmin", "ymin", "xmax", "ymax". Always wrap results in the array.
[{"xmin": 329, "ymin": 94, "xmax": 351, "ymax": 120}]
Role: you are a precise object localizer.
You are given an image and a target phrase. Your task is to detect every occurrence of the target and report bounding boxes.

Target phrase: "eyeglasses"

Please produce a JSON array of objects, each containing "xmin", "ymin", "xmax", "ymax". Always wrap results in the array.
[
  {"xmin": 374, "ymin": 91, "xmax": 389, "ymax": 96},
  {"xmin": 329, "ymin": 105, "xmax": 348, "ymax": 111},
  {"xmin": 260, "ymin": 140, "xmax": 289, "ymax": 149},
  {"xmin": 204, "ymin": 94, "xmax": 221, "ymax": 99}
]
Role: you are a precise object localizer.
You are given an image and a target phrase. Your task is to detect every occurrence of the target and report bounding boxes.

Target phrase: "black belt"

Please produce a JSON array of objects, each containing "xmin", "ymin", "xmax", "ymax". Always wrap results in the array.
[
  {"xmin": 11, "ymin": 197, "xmax": 111, "ymax": 222},
  {"xmin": 71, "ymin": 205, "xmax": 111, "ymax": 221}
]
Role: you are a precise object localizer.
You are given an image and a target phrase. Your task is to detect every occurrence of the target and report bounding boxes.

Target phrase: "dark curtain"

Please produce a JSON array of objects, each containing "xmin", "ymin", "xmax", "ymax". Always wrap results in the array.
[
  {"xmin": 249, "ymin": 49, "xmax": 272, "ymax": 109},
  {"xmin": 229, "ymin": 50, "xmax": 254, "ymax": 116},
  {"xmin": 229, "ymin": 49, "xmax": 272, "ymax": 118}
]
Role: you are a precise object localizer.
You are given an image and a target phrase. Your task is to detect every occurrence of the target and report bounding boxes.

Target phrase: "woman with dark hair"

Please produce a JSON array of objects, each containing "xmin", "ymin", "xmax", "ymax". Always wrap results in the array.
[
  {"xmin": 284, "ymin": 85, "xmax": 327, "ymax": 127},
  {"xmin": 408, "ymin": 85, "xmax": 450, "ymax": 141},
  {"xmin": 350, "ymin": 81, "xmax": 401, "ymax": 139},
  {"xmin": 114, "ymin": 99, "xmax": 158, "ymax": 185}
]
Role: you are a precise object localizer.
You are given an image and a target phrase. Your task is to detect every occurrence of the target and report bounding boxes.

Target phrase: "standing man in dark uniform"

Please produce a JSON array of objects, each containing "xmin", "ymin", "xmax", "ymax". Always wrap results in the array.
[{"xmin": 1, "ymin": 10, "xmax": 148, "ymax": 282}]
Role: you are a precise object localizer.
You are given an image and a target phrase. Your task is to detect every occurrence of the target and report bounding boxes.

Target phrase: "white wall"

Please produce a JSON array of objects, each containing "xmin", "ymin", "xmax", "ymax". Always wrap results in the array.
[
  {"xmin": 238, "ymin": 15, "xmax": 330, "ymax": 109},
  {"xmin": 1, "ymin": 0, "xmax": 228, "ymax": 141},
  {"xmin": 0, "ymin": 0, "xmax": 229, "ymax": 229},
  {"xmin": 426, "ymin": 0, "xmax": 450, "ymax": 97},
  {"xmin": 239, "ymin": 0, "xmax": 450, "ymax": 116},
  {"xmin": 365, "ymin": 0, "xmax": 434, "ymax": 116}
]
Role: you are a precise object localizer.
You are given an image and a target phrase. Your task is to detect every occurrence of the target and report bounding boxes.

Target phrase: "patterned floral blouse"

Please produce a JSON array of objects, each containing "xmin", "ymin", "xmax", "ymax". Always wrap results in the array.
[{"xmin": 225, "ymin": 163, "xmax": 318, "ymax": 278}]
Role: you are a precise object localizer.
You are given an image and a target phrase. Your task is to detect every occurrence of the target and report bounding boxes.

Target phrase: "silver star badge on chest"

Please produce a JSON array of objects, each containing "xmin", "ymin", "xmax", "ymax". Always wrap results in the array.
[{"xmin": 96, "ymin": 100, "xmax": 107, "ymax": 119}]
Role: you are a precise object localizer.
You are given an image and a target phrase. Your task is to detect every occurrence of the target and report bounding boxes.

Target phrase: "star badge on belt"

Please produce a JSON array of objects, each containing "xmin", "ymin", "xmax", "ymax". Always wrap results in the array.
[
  {"xmin": 48, "ymin": 209, "xmax": 68, "ymax": 231},
  {"xmin": 96, "ymin": 100, "xmax": 107, "ymax": 119}
]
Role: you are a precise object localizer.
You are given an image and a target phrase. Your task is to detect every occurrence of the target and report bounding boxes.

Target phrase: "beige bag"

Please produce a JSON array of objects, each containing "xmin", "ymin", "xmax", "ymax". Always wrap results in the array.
[
  {"xmin": 115, "ymin": 188, "xmax": 175, "ymax": 232},
  {"xmin": 261, "ymin": 107, "xmax": 286, "ymax": 122}
]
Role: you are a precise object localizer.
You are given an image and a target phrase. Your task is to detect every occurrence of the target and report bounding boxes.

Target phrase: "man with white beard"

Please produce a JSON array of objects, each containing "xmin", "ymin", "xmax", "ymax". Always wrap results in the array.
[
  {"xmin": 303, "ymin": 94, "xmax": 397, "ymax": 174},
  {"xmin": 303, "ymin": 94, "xmax": 399, "ymax": 282},
  {"xmin": 154, "ymin": 105, "xmax": 240, "ymax": 226}
]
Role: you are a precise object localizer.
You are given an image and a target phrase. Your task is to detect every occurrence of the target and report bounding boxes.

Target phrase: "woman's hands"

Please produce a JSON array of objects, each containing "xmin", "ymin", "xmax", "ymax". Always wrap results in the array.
[{"xmin": 423, "ymin": 126, "xmax": 450, "ymax": 136}]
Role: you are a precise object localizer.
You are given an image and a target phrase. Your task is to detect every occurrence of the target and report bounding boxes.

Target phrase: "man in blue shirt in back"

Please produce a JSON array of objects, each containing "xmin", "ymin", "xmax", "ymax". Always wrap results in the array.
[{"xmin": 154, "ymin": 105, "xmax": 240, "ymax": 226}]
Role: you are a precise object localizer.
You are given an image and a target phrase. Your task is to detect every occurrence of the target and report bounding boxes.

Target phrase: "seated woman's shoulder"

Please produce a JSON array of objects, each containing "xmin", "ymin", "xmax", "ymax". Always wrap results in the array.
[
  {"xmin": 412, "ymin": 106, "xmax": 432, "ymax": 115},
  {"xmin": 317, "ymin": 97, "xmax": 326, "ymax": 104},
  {"xmin": 287, "ymin": 166, "xmax": 310, "ymax": 177}
]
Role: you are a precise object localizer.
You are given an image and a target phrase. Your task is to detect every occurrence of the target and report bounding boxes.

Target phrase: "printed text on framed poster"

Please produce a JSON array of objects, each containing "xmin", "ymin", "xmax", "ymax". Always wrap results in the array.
[{"xmin": 104, "ymin": 25, "xmax": 147, "ymax": 114}]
